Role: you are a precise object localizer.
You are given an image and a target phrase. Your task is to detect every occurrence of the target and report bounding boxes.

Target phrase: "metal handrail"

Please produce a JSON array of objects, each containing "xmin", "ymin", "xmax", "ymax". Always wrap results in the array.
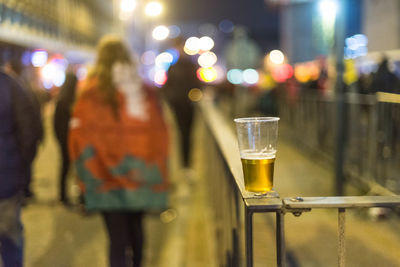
[
  {"xmin": 279, "ymin": 91, "xmax": 400, "ymax": 195},
  {"xmin": 199, "ymin": 99, "xmax": 285, "ymax": 266},
  {"xmin": 199, "ymin": 99, "xmax": 400, "ymax": 267}
]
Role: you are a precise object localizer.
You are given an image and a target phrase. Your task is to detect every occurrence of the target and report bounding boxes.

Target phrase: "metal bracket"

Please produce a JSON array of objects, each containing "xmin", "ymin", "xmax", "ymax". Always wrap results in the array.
[{"xmin": 287, "ymin": 208, "xmax": 312, "ymax": 217}]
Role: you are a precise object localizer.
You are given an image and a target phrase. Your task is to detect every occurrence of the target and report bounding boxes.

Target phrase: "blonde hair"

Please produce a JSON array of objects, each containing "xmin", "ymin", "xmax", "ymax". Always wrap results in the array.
[{"xmin": 88, "ymin": 35, "xmax": 132, "ymax": 118}]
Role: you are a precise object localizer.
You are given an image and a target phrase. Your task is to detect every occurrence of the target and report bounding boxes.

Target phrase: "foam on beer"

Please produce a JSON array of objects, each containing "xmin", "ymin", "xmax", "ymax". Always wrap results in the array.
[{"xmin": 240, "ymin": 149, "xmax": 276, "ymax": 160}]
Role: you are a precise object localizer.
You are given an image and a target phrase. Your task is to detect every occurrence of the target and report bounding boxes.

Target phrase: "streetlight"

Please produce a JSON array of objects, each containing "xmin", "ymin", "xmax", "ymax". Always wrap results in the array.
[{"xmin": 318, "ymin": 0, "xmax": 338, "ymax": 24}]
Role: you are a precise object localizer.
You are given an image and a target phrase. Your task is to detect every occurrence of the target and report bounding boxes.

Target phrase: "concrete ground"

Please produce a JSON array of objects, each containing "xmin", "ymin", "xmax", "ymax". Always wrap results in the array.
[{"xmin": 21, "ymin": 102, "xmax": 400, "ymax": 267}]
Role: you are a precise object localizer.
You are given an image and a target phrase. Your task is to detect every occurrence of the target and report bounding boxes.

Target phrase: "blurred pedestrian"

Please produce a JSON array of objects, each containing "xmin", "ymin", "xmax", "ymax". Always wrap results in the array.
[
  {"xmin": 356, "ymin": 73, "xmax": 372, "ymax": 94},
  {"xmin": 3, "ymin": 50, "xmax": 43, "ymax": 200},
  {"xmin": 68, "ymin": 35, "xmax": 169, "ymax": 267},
  {"xmin": 370, "ymin": 57, "xmax": 400, "ymax": 93},
  {"xmin": 53, "ymin": 71, "xmax": 78, "ymax": 205},
  {"xmin": 0, "ymin": 57, "xmax": 42, "ymax": 266},
  {"xmin": 162, "ymin": 37, "xmax": 202, "ymax": 169}
]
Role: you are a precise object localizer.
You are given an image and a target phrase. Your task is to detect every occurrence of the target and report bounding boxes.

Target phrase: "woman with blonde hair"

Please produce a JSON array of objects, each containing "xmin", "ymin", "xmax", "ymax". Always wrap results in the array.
[{"xmin": 69, "ymin": 35, "xmax": 169, "ymax": 267}]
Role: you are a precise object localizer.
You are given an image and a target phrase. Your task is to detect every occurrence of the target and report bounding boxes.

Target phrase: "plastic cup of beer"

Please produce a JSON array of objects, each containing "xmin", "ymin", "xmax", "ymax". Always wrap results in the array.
[{"xmin": 234, "ymin": 117, "xmax": 279, "ymax": 195}]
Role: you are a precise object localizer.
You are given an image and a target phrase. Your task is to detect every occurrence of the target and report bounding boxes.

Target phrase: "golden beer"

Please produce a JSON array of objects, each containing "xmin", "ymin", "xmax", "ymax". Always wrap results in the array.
[{"xmin": 241, "ymin": 156, "xmax": 275, "ymax": 192}]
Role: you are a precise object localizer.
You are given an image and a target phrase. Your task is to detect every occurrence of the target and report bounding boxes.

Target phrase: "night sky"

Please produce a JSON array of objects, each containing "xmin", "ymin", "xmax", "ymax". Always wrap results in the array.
[{"xmin": 164, "ymin": 0, "xmax": 280, "ymax": 51}]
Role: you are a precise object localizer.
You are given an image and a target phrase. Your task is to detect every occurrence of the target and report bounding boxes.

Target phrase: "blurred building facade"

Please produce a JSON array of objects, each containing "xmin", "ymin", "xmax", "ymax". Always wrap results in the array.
[
  {"xmin": 268, "ymin": 0, "xmax": 400, "ymax": 64},
  {"xmin": 363, "ymin": 0, "xmax": 400, "ymax": 53},
  {"xmin": 268, "ymin": 0, "xmax": 362, "ymax": 64},
  {"xmin": 0, "ymin": 0, "xmax": 120, "ymax": 58}
]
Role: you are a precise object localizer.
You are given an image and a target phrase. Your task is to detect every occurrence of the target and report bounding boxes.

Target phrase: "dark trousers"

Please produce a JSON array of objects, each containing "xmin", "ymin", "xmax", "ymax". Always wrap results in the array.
[
  {"xmin": 173, "ymin": 105, "xmax": 194, "ymax": 167},
  {"xmin": 58, "ymin": 139, "xmax": 69, "ymax": 202},
  {"xmin": 23, "ymin": 166, "xmax": 33, "ymax": 198},
  {"xmin": 102, "ymin": 211, "xmax": 144, "ymax": 267},
  {"xmin": 0, "ymin": 197, "xmax": 23, "ymax": 267}
]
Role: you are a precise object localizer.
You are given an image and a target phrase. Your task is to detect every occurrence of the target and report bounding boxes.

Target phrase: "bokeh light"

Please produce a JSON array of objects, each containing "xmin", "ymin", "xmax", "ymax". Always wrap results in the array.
[
  {"xmin": 152, "ymin": 25, "xmax": 169, "ymax": 40},
  {"xmin": 188, "ymin": 88, "xmax": 203, "ymax": 102},
  {"xmin": 184, "ymin": 37, "xmax": 200, "ymax": 55},
  {"xmin": 120, "ymin": 0, "xmax": 137, "ymax": 12},
  {"xmin": 22, "ymin": 51, "xmax": 31, "ymax": 66},
  {"xmin": 243, "ymin": 69, "xmax": 259, "ymax": 84},
  {"xmin": 198, "ymin": 52, "xmax": 217, "ymax": 68},
  {"xmin": 141, "ymin": 50, "xmax": 156, "ymax": 65},
  {"xmin": 257, "ymin": 71, "xmax": 276, "ymax": 90},
  {"xmin": 345, "ymin": 34, "xmax": 368, "ymax": 59},
  {"xmin": 219, "ymin": 19, "xmax": 234, "ymax": 33},
  {"xmin": 344, "ymin": 59, "xmax": 358, "ymax": 85},
  {"xmin": 40, "ymin": 59, "xmax": 67, "ymax": 89},
  {"xmin": 168, "ymin": 25, "xmax": 181, "ymax": 38},
  {"xmin": 227, "ymin": 69, "xmax": 243, "ymax": 84},
  {"xmin": 199, "ymin": 36, "xmax": 214, "ymax": 51},
  {"xmin": 197, "ymin": 67, "xmax": 218, "ymax": 83},
  {"xmin": 32, "ymin": 50, "xmax": 48, "ymax": 67},
  {"xmin": 165, "ymin": 48, "xmax": 179, "ymax": 65},
  {"xmin": 271, "ymin": 64, "xmax": 293, "ymax": 83},
  {"xmin": 160, "ymin": 209, "xmax": 177, "ymax": 223},
  {"xmin": 154, "ymin": 69, "xmax": 167, "ymax": 86},
  {"xmin": 145, "ymin": 1, "xmax": 162, "ymax": 17},
  {"xmin": 184, "ymin": 46, "xmax": 197, "ymax": 56},
  {"xmin": 294, "ymin": 65, "xmax": 310, "ymax": 83},
  {"xmin": 148, "ymin": 67, "xmax": 156, "ymax": 81},
  {"xmin": 155, "ymin": 52, "xmax": 173, "ymax": 70},
  {"xmin": 269, "ymin": 50, "xmax": 284, "ymax": 65},
  {"xmin": 119, "ymin": 0, "xmax": 137, "ymax": 20}
]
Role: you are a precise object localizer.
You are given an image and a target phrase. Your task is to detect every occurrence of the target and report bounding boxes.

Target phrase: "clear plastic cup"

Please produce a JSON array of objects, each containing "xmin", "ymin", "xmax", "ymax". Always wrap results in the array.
[{"xmin": 234, "ymin": 117, "xmax": 279, "ymax": 194}]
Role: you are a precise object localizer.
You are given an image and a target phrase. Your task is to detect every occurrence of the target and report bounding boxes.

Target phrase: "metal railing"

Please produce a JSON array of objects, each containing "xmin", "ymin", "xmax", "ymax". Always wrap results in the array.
[
  {"xmin": 198, "ymin": 99, "xmax": 400, "ymax": 267},
  {"xmin": 278, "ymin": 90, "xmax": 400, "ymax": 195}
]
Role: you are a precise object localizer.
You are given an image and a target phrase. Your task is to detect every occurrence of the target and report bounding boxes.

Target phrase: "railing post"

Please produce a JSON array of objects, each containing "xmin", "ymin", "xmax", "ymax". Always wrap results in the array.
[
  {"xmin": 334, "ymin": 0, "xmax": 347, "ymax": 196},
  {"xmin": 276, "ymin": 211, "xmax": 286, "ymax": 267},
  {"xmin": 338, "ymin": 208, "xmax": 346, "ymax": 267},
  {"xmin": 245, "ymin": 206, "xmax": 254, "ymax": 267}
]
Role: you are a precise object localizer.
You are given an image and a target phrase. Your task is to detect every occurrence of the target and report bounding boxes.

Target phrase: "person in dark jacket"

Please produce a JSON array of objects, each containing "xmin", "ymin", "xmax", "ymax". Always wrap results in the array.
[
  {"xmin": 3, "ymin": 55, "xmax": 43, "ymax": 200},
  {"xmin": 53, "ymin": 71, "xmax": 78, "ymax": 205},
  {"xmin": 370, "ymin": 57, "xmax": 400, "ymax": 93},
  {"xmin": 162, "ymin": 37, "xmax": 202, "ymax": 169},
  {"xmin": 0, "ymin": 69, "xmax": 42, "ymax": 267}
]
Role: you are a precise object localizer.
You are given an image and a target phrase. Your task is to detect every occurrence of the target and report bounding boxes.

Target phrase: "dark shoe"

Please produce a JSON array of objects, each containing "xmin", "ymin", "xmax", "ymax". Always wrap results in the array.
[
  {"xmin": 24, "ymin": 189, "xmax": 35, "ymax": 199},
  {"xmin": 60, "ymin": 198, "xmax": 72, "ymax": 207}
]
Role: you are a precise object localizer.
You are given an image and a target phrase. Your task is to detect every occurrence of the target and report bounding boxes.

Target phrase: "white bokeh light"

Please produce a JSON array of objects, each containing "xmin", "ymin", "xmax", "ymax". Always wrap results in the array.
[
  {"xmin": 243, "ymin": 69, "xmax": 259, "ymax": 84},
  {"xmin": 119, "ymin": 0, "xmax": 137, "ymax": 20},
  {"xmin": 31, "ymin": 50, "xmax": 48, "ymax": 67},
  {"xmin": 319, "ymin": 0, "xmax": 338, "ymax": 22},
  {"xmin": 269, "ymin": 50, "xmax": 285, "ymax": 65},
  {"xmin": 199, "ymin": 36, "xmax": 214, "ymax": 51},
  {"xmin": 184, "ymin": 37, "xmax": 200, "ymax": 55},
  {"xmin": 155, "ymin": 52, "xmax": 173, "ymax": 69},
  {"xmin": 145, "ymin": 1, "xmax": 162, "ymax": 17},
  {"xmin": 152, "ymin": 25, "xmax": 169, "ymax": 40},
  {"xmin": 197, "ymin": 51, "xmax": 217, "ymax": 68},
  {"xmin": 227, "ymin": 69, "xmax": 243, "ymax": 85}
]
